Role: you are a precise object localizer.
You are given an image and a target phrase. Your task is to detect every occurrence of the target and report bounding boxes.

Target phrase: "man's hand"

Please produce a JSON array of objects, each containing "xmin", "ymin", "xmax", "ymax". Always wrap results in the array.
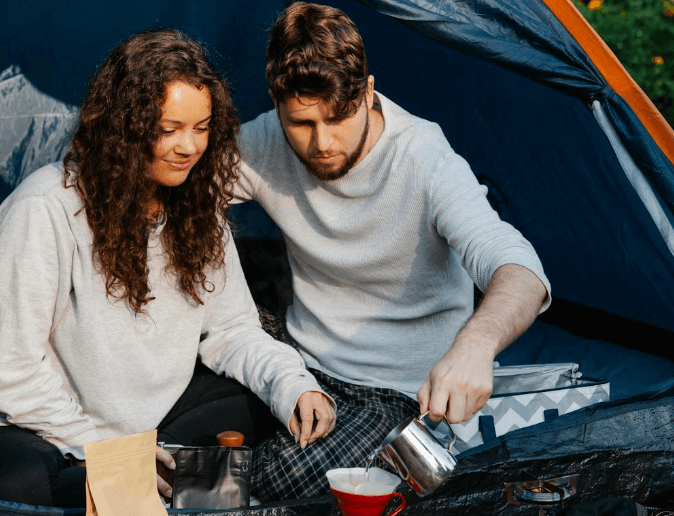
[
  {"xmin": 418, "ymin": 338, "xmax": 495, "ymax": 423},
  {"xmin": 289, "ymin": 391, "xmax": 336, "ymax": 449},
  {"xmin": 419, "ymin": 263, "xmax": 548, "ymax": 424}
]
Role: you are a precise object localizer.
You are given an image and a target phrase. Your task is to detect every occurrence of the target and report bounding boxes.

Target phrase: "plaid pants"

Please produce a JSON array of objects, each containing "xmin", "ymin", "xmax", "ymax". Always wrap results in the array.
[{"xmin": 251, "ymin": 368, "xmax": 419, "ymax": 502}]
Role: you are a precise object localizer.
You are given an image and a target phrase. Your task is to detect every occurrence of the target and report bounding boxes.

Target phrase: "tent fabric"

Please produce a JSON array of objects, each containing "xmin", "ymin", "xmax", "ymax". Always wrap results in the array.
[
  {"xmin": 592, "ymin": 100, "xmax": 674, "ymax": 253},
  {"xmin": 357, "ymin": 0, "xmax": 674, "ymax": 210},
  {"xmin": 356, "ymin": 0, "xmax": 674, "ymax": 254},
  {"xmin": 2, "ymin": 2, "xmax": 674, "ymax": 332},
  {"xmin": 329, "ymin": 0, "xmax": 674, "ymax": 336},
  {"xmin": 541, "ymin": 0, "xmax": 674, "ymax": 166},
  {"xmin": 0, "ymin": 66, "xmax": 78, "ymax": 198},
  {"xmin": 1, "ymin": 1, "xmax": 674, "ymax": 513},
  {"xmin": 354, "ymin": 0, "xmax": 674, "ymax": 297},
  {"xmin": 2, "ymin": 0, "xmax": 674, "ymax": 337},
  {"xmin": 497, "ymin": 320, "xmax": 674, "ymax": 401}
]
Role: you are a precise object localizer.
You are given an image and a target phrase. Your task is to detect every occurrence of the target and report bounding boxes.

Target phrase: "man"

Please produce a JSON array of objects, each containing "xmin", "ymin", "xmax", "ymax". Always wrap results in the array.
[{"xmin": 235, "ymin": 2, "xmax": 550, "ymax": 501}]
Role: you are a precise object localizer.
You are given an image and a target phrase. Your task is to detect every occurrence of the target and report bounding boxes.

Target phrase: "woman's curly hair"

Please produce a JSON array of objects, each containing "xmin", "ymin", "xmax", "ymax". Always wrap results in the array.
[{"xmin": 64, "ymin": 28, "xmax": 240, "ymax": 314}]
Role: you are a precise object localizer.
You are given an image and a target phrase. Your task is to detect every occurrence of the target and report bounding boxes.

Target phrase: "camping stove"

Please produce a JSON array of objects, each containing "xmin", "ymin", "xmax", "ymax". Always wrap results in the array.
[{"xmin": 504, "ymin": 473, "xmax": 579, "ymax": 516}]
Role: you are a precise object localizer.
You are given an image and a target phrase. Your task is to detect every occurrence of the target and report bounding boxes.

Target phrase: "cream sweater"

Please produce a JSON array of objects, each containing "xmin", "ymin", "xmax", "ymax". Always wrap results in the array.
[
  {"xmin": 0, "ymin": 163, "xmax": 322, "ymax": 459},
  {"xmin": 236, "ymin": 92, "xmax": 551, "ymax": 399}
]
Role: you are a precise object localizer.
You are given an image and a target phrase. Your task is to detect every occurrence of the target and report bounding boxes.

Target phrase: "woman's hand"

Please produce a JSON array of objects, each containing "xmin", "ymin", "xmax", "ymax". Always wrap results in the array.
[
  {"xmin": 289, "ymin": 391, "xmax": 336, "ymax": 449},
  {"xmin": 155, "ymin": 445, "xmax": 176, "ymax": 500},
  {"xmin": 70, "ymin": 447, "xmax": 175, "ymax": 500}
]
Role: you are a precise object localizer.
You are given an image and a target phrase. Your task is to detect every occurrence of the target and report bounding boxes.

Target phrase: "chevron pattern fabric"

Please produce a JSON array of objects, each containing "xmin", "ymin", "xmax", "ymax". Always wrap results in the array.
[{"xmin": 452, "ymin": 380, "xmax": 610, "ymax": 453}]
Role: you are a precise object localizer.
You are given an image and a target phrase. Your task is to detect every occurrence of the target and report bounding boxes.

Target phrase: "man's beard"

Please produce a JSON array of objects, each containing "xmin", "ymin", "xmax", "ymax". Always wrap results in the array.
[{"xmin": 285, "ymin": 114, "xmax": 370, "ymax": 182}]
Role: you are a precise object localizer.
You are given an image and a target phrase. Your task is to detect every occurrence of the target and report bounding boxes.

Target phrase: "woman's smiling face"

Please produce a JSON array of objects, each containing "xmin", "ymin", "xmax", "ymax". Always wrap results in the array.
[{"xmin": 149, "ymin": 80, "xmax": 212, "ymax": 187}]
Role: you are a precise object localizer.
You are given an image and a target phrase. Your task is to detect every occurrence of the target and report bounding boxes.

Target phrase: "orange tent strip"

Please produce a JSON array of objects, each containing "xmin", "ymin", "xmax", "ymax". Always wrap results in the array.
[{"xmin": 541, "ymin": 0, "xmax": 674, "ymax": 165}]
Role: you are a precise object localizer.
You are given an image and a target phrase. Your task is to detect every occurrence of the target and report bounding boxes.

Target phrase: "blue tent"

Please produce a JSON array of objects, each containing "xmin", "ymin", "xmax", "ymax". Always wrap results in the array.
[
  {"xmin": 2, "ymin": 0, "xmax": 673, "ymax": 338},
  {"xmin": 1, "ymin": 0, "xmax": 674, "ymax": 513}
]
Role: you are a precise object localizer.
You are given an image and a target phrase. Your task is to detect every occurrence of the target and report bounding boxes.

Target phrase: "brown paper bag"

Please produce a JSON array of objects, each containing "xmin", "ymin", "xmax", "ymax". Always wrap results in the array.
[{"xmin": 84, "ymin": 430, "xmax": 168, "ymax": 516}]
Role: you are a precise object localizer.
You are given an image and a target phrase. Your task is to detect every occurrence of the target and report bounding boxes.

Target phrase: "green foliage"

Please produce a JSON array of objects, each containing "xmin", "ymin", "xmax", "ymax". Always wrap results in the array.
[{"xmin": 577, "ymin": 0, "xmax": 674, "ymax": 128}]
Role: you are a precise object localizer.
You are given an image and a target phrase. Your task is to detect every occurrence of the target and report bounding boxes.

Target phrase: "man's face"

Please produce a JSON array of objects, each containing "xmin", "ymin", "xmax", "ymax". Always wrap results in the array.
[{"xmin": 275, "ymin": 90, "xmax": 372, "ymax": 181}]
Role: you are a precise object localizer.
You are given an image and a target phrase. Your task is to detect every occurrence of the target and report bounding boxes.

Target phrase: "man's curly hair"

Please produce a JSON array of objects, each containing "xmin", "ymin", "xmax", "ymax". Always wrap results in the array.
[
  {"xmin": 265, "ymin": 2, "xmax": 369, "ymax": 119},
  {"xmin": 64, "ymin": 28, "xmax": 240, "ymax": 314}
]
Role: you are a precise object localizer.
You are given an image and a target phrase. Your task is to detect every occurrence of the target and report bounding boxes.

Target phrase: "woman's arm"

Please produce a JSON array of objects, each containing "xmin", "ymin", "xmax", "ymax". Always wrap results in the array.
[
  {"xmin": 198, "ymin": 232, "xmax": 335, "ymax": 442},
  {"xmin": 0, "ymin": 194, "xmax": 101, "ymax": 458}
]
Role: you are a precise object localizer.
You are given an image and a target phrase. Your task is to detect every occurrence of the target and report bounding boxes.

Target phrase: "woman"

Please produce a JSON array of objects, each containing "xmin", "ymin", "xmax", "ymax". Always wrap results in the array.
[{"xmin": 0, "ymin": 28, "xmax": 334, "ymax": 507}]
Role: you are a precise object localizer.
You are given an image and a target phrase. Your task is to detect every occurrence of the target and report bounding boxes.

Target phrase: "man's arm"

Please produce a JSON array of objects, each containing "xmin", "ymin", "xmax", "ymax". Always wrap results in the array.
[{"xmin": 418, "ymin": 263, "xmax": 548, "ymax": 423}]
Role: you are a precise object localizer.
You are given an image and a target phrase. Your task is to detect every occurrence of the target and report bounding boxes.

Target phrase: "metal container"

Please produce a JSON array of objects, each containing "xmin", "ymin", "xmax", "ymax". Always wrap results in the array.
[{"xmin": 376, "ymin": 413, "xmax": 457, "ymax": 497}]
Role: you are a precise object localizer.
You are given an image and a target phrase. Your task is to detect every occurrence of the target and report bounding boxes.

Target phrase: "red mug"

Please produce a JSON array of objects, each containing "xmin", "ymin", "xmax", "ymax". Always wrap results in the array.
[{"xmin": 330, "ymin": 488, "xmax": 406, "ymax": 516}]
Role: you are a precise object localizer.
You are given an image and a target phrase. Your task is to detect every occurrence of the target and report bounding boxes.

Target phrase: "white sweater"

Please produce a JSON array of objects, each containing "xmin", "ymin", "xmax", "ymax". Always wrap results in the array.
[
  {"xmin": 0, "ymin": 163, "xmax": 323, "ymax": 459},
  {"xmin": 236, "ymin": 92, "xmax": 551, "ymax": 399}
]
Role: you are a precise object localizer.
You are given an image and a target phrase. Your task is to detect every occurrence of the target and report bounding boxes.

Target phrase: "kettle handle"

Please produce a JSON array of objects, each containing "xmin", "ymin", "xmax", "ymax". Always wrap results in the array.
[{"xmin": 419, "ymin": 412, "xmax": 457, "ymax": 455}]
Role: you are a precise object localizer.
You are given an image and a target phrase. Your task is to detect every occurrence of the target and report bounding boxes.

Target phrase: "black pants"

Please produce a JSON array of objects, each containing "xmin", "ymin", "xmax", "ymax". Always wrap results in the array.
[{"xmin": 0, "ymin": 361, "xmax": 283, "ymax": 507}]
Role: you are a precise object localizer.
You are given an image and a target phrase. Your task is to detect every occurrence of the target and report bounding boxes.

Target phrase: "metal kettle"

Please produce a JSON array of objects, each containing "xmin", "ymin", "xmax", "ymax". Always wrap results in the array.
[{"xmin": 375, "ymin": 412, "xmax": 458, "ymax": 497}]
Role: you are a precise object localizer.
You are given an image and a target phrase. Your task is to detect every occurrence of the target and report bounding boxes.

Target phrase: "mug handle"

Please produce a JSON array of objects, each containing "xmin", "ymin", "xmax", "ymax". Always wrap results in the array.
[
  {"xmin": 419, "ymin": 412, "xmax": 458, "ymax": 455},
  {"xmin": 446, "ymin": 419, "xmax": 457, "ymax": 456},
  {"xmin": 384, "ymin": 492, "xmax": 406, "ymax": 516}
]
